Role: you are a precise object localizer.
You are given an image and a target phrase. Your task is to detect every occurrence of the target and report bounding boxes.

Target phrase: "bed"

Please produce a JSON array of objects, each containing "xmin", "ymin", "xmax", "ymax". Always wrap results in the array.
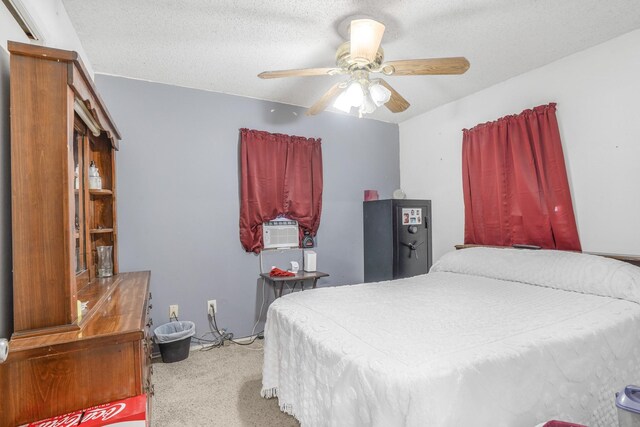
[{"xmin": 261, "ymin": 247, "xmax": 640, "ymax": 426}]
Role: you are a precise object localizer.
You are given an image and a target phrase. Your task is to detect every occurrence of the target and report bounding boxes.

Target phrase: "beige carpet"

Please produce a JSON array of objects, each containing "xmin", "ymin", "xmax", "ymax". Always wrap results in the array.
[{"xmin": 152, "ymin": 342, "xmax": 298, "ymax": 426}]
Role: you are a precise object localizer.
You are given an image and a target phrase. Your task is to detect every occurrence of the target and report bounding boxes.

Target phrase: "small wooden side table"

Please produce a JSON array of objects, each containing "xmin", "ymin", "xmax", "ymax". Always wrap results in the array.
[{"xmin": 259, "ymin": 271, "xmax": 329, "ymax": 298}]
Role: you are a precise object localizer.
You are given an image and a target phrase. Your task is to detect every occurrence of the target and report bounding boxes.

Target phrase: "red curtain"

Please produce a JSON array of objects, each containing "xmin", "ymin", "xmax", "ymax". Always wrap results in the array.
[
  {"xmin": 239, "ymin": 129, "xmax": 323, "ymax": 253},
  {"xmin": 462, "ymin": 103, "xmax": 581, "ymax": 251}
]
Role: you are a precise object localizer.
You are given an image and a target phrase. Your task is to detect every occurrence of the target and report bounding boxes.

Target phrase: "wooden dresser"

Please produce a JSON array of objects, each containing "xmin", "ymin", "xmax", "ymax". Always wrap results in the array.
[
  {"xmin": 0, "ymin": 42, "xmax": 153, "ymax": 426},
  {"xmin": 0, "ymin": 272, "xmax": 153, "ymax": 425}
]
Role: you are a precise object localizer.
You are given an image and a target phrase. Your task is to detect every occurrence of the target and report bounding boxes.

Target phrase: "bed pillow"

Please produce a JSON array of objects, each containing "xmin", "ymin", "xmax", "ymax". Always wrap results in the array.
[{"xmin": 431, "ymin": 247, "xmax": 640, "ymax": 304}]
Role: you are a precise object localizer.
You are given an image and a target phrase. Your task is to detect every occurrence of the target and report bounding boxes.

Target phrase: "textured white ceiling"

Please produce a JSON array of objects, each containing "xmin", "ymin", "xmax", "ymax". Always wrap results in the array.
[{"xmin": 63, "ymin": 0, "xmax": 640, "ymax": 123}]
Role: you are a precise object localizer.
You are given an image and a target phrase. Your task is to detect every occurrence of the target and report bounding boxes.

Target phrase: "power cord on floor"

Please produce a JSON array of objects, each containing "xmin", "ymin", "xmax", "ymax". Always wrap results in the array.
[
  {"xmin": 193, "ymin": 325, "xmax": 226, "ymax": 351},
  {"xmin": 197, "ymin": 252, "xmax": 271, "ymax": 351},
  {"xmin": 201, "ymin": 252, "xmax": 269, "ymax": 349},
  {"xmin": 209, "ymin": 306, "xmax": 263, "ymax": 347}
]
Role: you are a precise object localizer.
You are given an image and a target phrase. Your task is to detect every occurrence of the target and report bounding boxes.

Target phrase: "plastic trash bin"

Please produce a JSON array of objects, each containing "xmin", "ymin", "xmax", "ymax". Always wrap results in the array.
[
  {"xmin": 616, "ymin": 385, "xmax": 640, "ymax": 427},
  {"xmin": 154, "ymin": 321, "xmax": 196, "ymax": 363}
]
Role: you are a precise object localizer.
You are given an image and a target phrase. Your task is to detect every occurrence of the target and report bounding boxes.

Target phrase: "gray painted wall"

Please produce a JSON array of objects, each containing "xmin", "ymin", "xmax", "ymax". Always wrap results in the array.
[
  {"xmin": 0, "ymin": 48, "xmax": 12, "ymax": 339},
  {"xmin": 95, "ymin": 75, "xmax": 399, "ymax": 339}
]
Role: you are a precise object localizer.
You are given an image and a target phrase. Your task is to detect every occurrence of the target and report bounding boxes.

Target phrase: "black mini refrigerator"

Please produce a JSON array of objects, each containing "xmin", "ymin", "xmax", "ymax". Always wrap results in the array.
[{"xmin": 363, "ymin": 199, "xmax": 432, "ymax": 282}]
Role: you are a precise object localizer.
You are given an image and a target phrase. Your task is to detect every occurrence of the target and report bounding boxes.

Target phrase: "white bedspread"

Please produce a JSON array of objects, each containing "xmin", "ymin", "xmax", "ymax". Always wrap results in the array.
[{"xmin": 262, "ymin": 248, "xmax": 640, "ymax": 426}]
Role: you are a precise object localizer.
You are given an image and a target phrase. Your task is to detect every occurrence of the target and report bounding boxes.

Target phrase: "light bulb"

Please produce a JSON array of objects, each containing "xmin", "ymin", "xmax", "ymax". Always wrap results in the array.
[
  {"xmin": 369, "ymin": 82, "xmax": 391, "ymax": 107},
  {"xmin": 333, "ymin": 90, "xmax": 353, "ymax": 113},
  {"xmin": 362, "ymin": 93, "xmax": 377, "ymax": 114},
  {"xmin": 345, "ymin": 81, "xmax": 364, "ymax": 107}
]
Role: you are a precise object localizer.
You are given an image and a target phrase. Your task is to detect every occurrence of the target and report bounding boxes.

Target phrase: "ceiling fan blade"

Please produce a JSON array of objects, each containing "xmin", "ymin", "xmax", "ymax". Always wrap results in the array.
[
  {"xmin": 258, "ymin": 67, "xmax": 339, "ymax": 79},
  {"xmin": 350, "ymin": 19, "xmax": 385, "ymax": 64},
  {"xmin": 383, "ymin": 57, "xmax": 470, "ymax": 76},
  {"xmin": 378, "ymin": 79, "xmax": 410, "ymax": 113},
  {"xmin": 306, "ymin": 83, "xmax": 345, "ymax": 116}
]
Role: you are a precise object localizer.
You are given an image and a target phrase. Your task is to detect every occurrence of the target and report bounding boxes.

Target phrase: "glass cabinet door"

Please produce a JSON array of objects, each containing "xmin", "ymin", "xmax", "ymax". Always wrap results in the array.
[{"xmin": 73, "ymin": 126, "xmax": 87, "ymax": 277}]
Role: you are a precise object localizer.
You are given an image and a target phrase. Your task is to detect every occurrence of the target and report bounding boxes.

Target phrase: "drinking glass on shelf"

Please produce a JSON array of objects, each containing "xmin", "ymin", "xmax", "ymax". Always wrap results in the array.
[{"xmin": 96, "ymin": 245, "xmax": 113, "ymax": 277}]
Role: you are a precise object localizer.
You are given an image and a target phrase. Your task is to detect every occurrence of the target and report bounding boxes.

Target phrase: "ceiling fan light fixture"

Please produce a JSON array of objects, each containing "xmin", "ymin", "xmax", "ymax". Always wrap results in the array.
[
  {"xmin": 259, "ymin": 17, "xmax": 470, "ymax": 117},
  {"xmin": 350, "ymin": 19, "xmax": 385, "ymax": 64},
  {"xmin": 369, "ymin": 82, "xmax": 391, "ymax": 106}
]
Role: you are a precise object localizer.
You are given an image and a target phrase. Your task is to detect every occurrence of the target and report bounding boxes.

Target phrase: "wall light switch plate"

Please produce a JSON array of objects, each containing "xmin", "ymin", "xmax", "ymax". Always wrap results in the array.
[{"xmin": 169, "ymin": 304, "xmax": 179, "ymax": 319}]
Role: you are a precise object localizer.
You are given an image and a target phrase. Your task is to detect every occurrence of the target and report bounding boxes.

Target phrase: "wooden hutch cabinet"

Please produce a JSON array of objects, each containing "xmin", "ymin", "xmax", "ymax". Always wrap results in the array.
[{"xmin": 0, "ymin": 42, "xmax": 153, "ymax": 425}]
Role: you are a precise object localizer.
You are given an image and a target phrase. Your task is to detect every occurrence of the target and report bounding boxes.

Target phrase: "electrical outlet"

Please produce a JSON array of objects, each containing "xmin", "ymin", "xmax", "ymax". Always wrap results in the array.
[
  {"xmin": 169, "ymin": 304, "xmax": 179, "ymax": 319},
  {"xmin": 207, "ymin": 299, "xmax": 217, "ymax": 316}
]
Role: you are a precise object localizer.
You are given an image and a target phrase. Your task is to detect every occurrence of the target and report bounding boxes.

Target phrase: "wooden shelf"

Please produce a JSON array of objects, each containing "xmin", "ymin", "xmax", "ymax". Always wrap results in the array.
[
  {"xmin": 89, "ymin": 189, "xmax": 113, "ymax": 196},
  {"xmin": 90, "ymin": 228, "xmax": 113, "ymax": 234}
]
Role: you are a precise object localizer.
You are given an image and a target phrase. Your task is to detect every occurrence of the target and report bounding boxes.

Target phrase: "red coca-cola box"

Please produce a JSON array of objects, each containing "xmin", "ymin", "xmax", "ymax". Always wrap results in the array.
[
  {"xmin": 543, "ymin": 421, "xmax": 588, "ymax": 427},
  {"xmin": 23, "ymin": 394, "xmax": 147, "ymax": 427}
]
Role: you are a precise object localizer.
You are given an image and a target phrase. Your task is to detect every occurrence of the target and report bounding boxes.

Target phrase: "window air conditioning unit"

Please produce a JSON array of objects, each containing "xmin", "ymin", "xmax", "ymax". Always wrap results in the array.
[{"xmin": 263, "ymin": 219, "xmax": 299, "ymax": 249}]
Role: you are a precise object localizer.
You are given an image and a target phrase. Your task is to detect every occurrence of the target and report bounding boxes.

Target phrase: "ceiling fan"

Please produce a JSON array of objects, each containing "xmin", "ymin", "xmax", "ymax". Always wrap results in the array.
[{"xmin": 258, "ymin": 18, "xmax": 470, "ymax": 117}]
